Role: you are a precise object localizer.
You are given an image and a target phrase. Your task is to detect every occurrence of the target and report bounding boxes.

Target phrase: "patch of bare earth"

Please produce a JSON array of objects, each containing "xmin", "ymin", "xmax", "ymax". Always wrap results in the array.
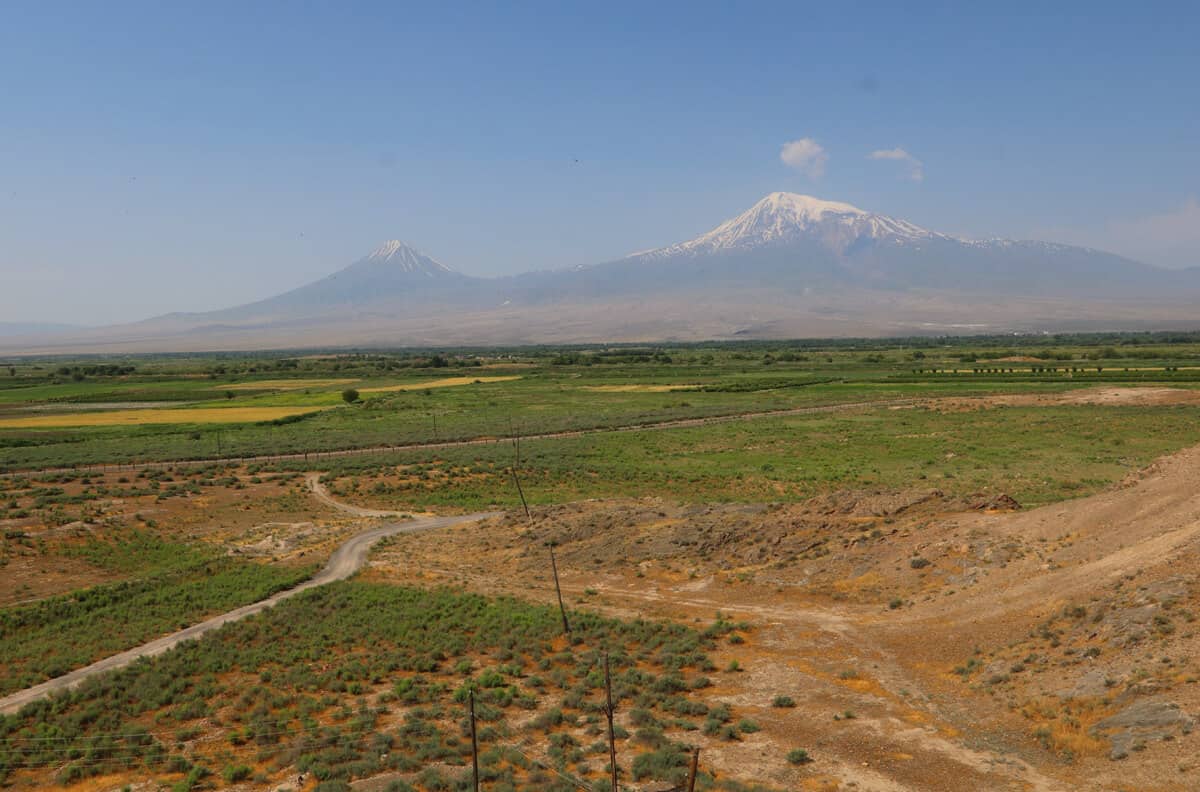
[
  {"xmin": 0, "ymin": 469, "xmax": 367, "ymax": 605},
  {"xmin": 926, "ymin": 385, "xmax": 1200, "ymax": 413}
]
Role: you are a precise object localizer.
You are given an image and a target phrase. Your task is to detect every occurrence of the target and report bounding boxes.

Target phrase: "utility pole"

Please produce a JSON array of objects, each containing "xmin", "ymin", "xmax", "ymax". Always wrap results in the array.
[
  {"xmin": 550, "ymin": 544, "xmax": 570, "ymax": 635},
  {"xmin": 686, "ymin": 747, "xmax": 699, "ymax": 792},
  {"xmin": 509, "ymin": 419, "xmax": 530, "ymax": 520},
  {"xmin": 431, "ymin": 411, "xmax": 438, "ymax": 439},
  {"xmin": 512, "ymin": 419, "xmax": 521, "ymax": 467},
  {"xmin": 469, "ymin": 689, "xmax": 480, "ymax": 792},
  {"xmin": 605, "ymin": 652, "xmax": 618, "ymax": 792},
  {"xmin": 511, "ymin": 468, "xmax": 531, "ymax": 521}
]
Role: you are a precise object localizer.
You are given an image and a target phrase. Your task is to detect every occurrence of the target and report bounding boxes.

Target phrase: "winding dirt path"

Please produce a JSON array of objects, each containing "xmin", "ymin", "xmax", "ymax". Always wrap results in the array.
[
  {"xmin": 306, "ymin": 473, "xmax": 407, "ymax": 517},
  {"xmin": 0, "ymin": 500, "xmax": 499, "ymax": 716}
]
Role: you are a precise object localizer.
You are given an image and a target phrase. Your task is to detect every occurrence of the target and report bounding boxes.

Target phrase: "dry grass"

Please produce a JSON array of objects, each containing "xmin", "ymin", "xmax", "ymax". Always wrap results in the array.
[
  {"xmin": 0, "ymin": 406, "xmax": 325, "ymax": 428},
  {"xmin": 360, "ymin": 375, "xmax": 522, "ymax": 392},
  {"xmin": 583, "ymin": 384, "xmax": 701, "ymax": 392},
  {"xmin": 224, "ymin": 378, "xmax": 358, "ymax": 391},
  {"xmin": 1020, "ymin": 697, "xmax": 1113, "ymax": 758}
]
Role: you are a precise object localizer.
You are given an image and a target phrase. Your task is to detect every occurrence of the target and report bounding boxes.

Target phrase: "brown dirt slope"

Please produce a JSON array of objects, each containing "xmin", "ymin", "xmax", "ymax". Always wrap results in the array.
[{"xmin": 371, "ymin": 441, "xmax": 1200, "ymax": 790}]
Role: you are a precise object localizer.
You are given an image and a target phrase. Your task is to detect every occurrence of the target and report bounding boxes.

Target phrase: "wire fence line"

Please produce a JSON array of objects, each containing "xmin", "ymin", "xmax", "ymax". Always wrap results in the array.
[{"xmin": 1, "ymin": 397, "xmax": 916, "ymax": 478}]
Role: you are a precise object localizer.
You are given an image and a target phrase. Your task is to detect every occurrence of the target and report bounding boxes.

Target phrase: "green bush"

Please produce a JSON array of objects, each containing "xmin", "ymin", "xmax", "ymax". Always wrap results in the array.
[
  {"xmin": 222, "ymin": 764, "xmax": 252, "ymax": 783},
  {"xmin": 787, "ymin": 748, "xmax": 813, "ymax": 765}
]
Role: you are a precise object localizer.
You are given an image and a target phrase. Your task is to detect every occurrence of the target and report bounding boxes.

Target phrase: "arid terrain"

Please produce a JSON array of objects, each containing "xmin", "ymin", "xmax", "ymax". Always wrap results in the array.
[
  {"xmin": 3, "ymin": 350, "xmax": 1200, "ymax": 791},
  {"xmin": 367, "ymin": 436, "xmax": 1200, "ymax": 790}
]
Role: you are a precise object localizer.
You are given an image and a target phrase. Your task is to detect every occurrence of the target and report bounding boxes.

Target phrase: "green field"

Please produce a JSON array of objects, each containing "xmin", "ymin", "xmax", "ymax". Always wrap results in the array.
[
  {"xmin": 0, "ymin": 530, "xmax": 315, "ymax": 695},
  {"xmin": 5, "ymin": 336, "xmax": 1200, "ymax": 472},
  {"xmin": 297, "ymin": 401, "xmax": 1200, "ymax": 510}
]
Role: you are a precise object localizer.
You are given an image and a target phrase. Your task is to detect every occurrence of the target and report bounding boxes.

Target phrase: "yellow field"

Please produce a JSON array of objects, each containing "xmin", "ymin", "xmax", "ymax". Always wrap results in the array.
[
  {"xmin": 225, "ymin": 378, "xmax": 359, "ymax": 391},
  {"xmin": 0, "ymin": 406, "xmax": 325, "ymax": 429},
  {"xmin": 361, "ymin": 376, "xmax": 522, "ymax": 393},
  {"xmin": 583, "ymin": 384, "xmax": 700, "ymax": 392}
]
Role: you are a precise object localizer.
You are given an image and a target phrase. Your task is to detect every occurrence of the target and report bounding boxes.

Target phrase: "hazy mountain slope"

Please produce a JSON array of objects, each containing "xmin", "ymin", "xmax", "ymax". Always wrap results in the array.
[
  {"xmin": 206, "ymin": 241, "xmax": 486, "ymax": 321},
  {"xmin": 0, "ymin": 322, "xmax": 86, "ymax": 338},
  {"xmin": 613, "ymin": 192, "xmax": 1197, "ymax": 298},
  {"xmin": 486, "ymin": 192, "xmax": 1198, "ymax": 305},
  {"xmin": 4, "ymin": 192, "xmax": 1197, "ymax": 353}
]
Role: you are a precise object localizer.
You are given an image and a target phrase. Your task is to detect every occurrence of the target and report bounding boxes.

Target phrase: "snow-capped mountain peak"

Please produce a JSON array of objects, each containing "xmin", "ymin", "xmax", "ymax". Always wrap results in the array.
[
  {"xmin": 634, "ymin": 191, "xmax": 948, "ymax": 259},
  {"xmin": 362, "ymin": 240, "xmax": 455, "ymax": 276},
  {"xmin": 755, "ymin": 191, "xmax": 867, "ymax": 222}
]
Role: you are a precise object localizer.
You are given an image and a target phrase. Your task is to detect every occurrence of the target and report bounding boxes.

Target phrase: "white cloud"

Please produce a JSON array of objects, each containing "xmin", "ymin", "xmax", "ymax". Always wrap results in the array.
[
  {"xmin": 1045, "ymin": 197, "xmax": 1200, "ymax": 269},
  {"xmin": 869, "ymin": 147, "xmax": 924, "ymax": 182},
  {"xmin": 780, "ymin": 138, "xmax": 828, "ymax": 179}
]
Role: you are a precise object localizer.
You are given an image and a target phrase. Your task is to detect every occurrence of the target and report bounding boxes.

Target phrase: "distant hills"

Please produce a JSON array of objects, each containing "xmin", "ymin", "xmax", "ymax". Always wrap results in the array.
[
  {"xmin": 0, "ymin": 322, "xmax": 86, "ymax": 338},
  {"xmin": 5, "ymin": 192, "xmax": 1199, "ymax": 353}
]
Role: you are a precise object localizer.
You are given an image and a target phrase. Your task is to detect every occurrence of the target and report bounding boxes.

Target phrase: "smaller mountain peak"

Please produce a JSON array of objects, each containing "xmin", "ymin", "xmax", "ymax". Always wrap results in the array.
[
  {"xmin": 368, "ymin": 239, "xmax": 414, "ymax": 260},
  {"xmin": 361, "ymin": 240, "xmax": 455, "ymax": 274}
]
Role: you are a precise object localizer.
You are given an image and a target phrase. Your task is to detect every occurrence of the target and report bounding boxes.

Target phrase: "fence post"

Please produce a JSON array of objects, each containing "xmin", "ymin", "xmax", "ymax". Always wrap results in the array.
[
  {"xmin": 469, "ymin": 689, "xmax": 480, "ymax": 792},
  {"xmin": 605, "ymin": 653, "xmax": 618, "ymax": 792}
]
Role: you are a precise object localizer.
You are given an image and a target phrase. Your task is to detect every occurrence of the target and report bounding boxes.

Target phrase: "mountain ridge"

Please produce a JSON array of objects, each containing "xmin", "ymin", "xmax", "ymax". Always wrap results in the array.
[{"xmin": 5, "ymin": 192, "xmax": 1198, "ymax": 353}]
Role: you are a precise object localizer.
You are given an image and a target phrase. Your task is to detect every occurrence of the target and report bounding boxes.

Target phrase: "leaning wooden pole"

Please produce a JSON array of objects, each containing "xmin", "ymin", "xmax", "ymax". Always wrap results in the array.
[
  {"xmin": 605, "ymin": 652, "xmax": 618, "ymax": 792},
  {"xmin": 510, "ymin": 467, "xmax": 531, "ymax": 521},
  {"xmin": 508, "ymin": 419, "xmax": 531, "ymax": 521},
  {"xmin": 469, "ymin": 689, "xmax": 480, "ymax": 792},
  {"xmin": 686, "ymin": 746, "xmax": 699, "ymax": 792},
  {"xmin": 549, "ymin": 544, "xmax": 571, "ymax": 635}
]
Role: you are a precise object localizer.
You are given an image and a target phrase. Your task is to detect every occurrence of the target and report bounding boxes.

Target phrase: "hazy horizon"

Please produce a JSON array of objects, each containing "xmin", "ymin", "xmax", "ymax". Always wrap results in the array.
[{"xmin": 3, "ymin": 2, "xmax": 1198, "ymax": 325}]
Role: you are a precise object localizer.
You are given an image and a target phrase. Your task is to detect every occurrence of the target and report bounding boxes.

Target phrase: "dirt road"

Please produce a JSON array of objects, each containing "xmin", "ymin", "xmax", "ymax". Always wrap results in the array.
[
  {"xmin": 306, "ymin": 472, "xmax": 407, "ymax": 517},
  {"xmin": 0, "ymin": 508, "xmax": 499, "ymax": 716}
]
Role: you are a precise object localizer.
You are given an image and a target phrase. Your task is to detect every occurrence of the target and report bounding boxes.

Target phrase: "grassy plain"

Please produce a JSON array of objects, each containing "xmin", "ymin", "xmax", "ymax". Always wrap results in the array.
[
  {"xmin": 2, "ymin": 338, "xmax": 1200, "ymax": 471},
  {"xmin": 4, "ymin": 336, "xmax": 1200, "ymax": 790},
  {"xmin": 298, "ymin": 400, "xmax": 1200, "ymax": 511}
]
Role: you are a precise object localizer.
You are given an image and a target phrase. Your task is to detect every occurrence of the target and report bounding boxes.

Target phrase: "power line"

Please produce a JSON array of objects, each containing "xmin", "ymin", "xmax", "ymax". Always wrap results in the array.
[{"xmin": 505, "ymin": 741, "xmax": 593, "ymax": 792}]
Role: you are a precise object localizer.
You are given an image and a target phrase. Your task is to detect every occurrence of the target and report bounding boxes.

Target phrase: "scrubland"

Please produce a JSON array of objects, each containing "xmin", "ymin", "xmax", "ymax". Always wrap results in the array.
[{"xmin": 3, "ymin": 336, "xmax": 1200, "ymax": 790}]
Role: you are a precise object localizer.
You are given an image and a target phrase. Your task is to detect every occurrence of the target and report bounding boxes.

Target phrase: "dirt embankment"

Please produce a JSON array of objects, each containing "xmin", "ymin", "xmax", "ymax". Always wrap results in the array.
[{"xmin": 370, "ymin": 439, "xmax": 1200, "ymax": 791}]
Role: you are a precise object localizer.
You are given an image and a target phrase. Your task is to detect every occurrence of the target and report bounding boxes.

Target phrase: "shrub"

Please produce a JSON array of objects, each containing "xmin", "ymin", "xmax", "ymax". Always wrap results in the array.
[
  {"xmin": 772, "ymin": 695, "xmax": 796, "ymax": 708},
  {"xmin": 222, "ymin": 765, "xmax": 252, "ymax": 783},
  {"xmin": 787, "ymin": 748, "xmax": 813, "ymax": 765},
  {"xmin": 631, "ymin": 747, "xmax": 689, "ymax": 781}
]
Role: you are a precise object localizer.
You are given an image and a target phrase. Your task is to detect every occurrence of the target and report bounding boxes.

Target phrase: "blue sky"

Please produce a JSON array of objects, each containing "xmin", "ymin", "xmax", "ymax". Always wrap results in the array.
[{"xmin": 2, "ymin": 1, "xmax": 1198, "ymax": 324}]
